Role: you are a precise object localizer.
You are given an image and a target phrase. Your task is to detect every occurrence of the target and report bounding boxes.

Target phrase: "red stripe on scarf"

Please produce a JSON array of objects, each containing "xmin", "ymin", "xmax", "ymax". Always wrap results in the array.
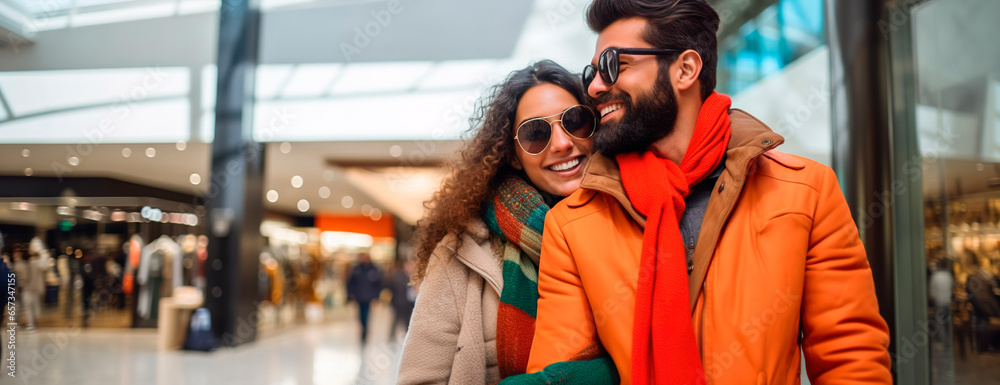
[
  {"xmin": 497, "ymin": 302, "xmax": 536, "ymax": 376},
  {"xmin": 617, "ymin": 92, "xmax": 732, "ymax": 385},
  {"xmin": 494, "ymin": 195, "xmax": 525, "ymax": 243}
]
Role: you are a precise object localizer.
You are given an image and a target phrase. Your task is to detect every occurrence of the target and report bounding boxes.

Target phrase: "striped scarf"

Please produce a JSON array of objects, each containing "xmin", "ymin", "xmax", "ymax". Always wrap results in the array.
[{"xmin": 485, "ymin": 175, "xmax": 619, "ymax": 384}]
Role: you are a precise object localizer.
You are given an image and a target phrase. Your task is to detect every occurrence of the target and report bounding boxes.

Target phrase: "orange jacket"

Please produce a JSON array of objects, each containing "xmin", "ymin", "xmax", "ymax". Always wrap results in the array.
[{"xmin": 526, "ymin": 110, "xmax": 892, "ymax": 384}]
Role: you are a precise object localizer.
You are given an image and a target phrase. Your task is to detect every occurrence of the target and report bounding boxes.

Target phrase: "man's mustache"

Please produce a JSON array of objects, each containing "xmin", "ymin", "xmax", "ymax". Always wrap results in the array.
[{"xmin": 591, "ymin": 92, "xmax": 631, "ymax": 108}]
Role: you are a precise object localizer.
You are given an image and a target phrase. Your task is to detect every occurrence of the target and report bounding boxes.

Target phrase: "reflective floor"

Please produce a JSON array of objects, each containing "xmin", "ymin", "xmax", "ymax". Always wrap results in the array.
[{"xmin": 6, "ymin": 303, "xmax": 402, "ymax": 385}]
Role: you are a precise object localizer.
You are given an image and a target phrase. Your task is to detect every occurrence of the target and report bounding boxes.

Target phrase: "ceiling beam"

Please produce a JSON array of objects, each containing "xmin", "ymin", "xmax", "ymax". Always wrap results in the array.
[
  {"xmin": 0, "ymin": 11, "xmax": 217, "ymax": 71},
  {"xmin": 0, "ymin": 0, "xmax": 536, "ymax": 72},
  {"xmin": 0, "ymin": 0, "xmax": 35, "ymax": 49}
]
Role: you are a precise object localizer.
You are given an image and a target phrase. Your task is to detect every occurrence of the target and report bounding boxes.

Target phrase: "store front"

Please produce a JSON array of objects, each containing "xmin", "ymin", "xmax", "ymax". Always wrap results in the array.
[
  {"xmin": 0, "ymin": 175, "xmax": 404, "ymax": 336},
  {"xmin": 0, "ymin": 177, "xmax": 207, "ymax": 328},
  {"xmin": 828, "ymin": 0, "xmax": 1000, "ymax": 383},
  {"xmin": 0, "ymin": 176, "xmax": 208, "ymax": 329},
  {"xmin": 905, "ymin": 0, "xmax": 1000, "ymax": 383},
  {"xmin": 717, "ymin": 0, "xmax": 1000, "ymax": 383}
]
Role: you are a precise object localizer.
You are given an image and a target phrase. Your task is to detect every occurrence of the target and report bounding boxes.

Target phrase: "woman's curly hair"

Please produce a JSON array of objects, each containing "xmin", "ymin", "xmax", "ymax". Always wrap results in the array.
[{"xmin": 411, "ymin": 60, "xmax": 585, "ymax": 285}]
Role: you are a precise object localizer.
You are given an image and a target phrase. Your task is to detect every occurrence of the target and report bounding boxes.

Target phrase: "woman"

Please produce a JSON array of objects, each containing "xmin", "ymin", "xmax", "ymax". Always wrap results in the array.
[{"xmin": 397, "ymin": 61, "xmax": 618, "ymax": 384}]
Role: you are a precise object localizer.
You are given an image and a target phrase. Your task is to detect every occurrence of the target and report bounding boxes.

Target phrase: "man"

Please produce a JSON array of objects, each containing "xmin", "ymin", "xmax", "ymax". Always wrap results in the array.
[
  {"xmin": 347, "ymin": 253, "xmax": 382, "ymax": 343},
  {"xmin": 526, "ymin": 1, "xmax": 892, "ymax": 384}
]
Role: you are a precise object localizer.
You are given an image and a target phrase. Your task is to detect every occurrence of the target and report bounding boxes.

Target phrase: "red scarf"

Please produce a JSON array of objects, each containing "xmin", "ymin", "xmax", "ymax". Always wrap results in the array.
[{"xmin": 617, "ymin": 92, "xmax": 731, "ymax": 384}]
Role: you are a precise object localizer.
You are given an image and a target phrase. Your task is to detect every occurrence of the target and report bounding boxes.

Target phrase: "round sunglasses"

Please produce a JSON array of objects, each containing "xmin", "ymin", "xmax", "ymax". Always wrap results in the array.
[
  {"xmin": 514, "ymin": 105, "xmax": 597, "ymax": 155},
  {"xmin": 582, "ymin": 47, "xmax": 684, "ymax": 87}
]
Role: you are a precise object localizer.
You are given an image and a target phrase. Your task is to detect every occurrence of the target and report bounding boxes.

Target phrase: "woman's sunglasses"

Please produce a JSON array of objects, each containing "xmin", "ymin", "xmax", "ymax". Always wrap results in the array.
[
  {"xmin": 582, "ymin": 47, "xmax": 684, "ymax": 87},
  {"xmin": 514, "ymin": 105, "xmax": 597, "ymax": 155}
]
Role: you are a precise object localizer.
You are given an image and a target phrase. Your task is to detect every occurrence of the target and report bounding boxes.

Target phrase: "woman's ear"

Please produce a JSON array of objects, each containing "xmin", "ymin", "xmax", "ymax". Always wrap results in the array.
[{"xmin": 511, "ymin": 155, "xmax": 523, "ymax": 170}]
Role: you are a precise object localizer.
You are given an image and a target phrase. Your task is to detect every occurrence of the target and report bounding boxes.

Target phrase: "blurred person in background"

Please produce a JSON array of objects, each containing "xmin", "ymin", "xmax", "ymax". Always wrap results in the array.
[
  {"xmin": 928, "ymin": 256, "xmax": 955, "ymax": 381},
  {"xmin": 346, "ymin": 252, "xmax": 382, "ymax": 343},
  {"xmin": 81, "ymin": 249, "xmax": 109, "ymax": 327},
  {"xmin": 397, "ymin": 60, "xmax": 617, "ymax": 385},
  {"xmin": 387, "ymin": 259, "xmax": 416, "ymax": 340},
  {"xmin": 14, "ymin": 241, "xmax": 46, "ymax": 331},
  {"xmin": 966, "ymin": 252, "xmax": 1000, "ymax": 353}
]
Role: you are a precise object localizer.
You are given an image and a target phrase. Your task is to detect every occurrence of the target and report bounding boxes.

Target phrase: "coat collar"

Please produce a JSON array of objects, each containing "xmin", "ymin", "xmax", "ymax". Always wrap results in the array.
[
  {"xmin": 576, "ymin": 108, "xmax": 785, "ymax": 223},
  {"xmin": 448, "ymin": 218, "xmax": 504, "ymax": 295},
  {"xmin": 575, "ymin": 108, "xmax": 788, "ymax": 309}
]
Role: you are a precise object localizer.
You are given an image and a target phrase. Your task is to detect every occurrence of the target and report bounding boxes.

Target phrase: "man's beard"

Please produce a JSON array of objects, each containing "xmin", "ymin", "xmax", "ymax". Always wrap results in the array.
[{"xmin": 591, "ymin": 77, "xmax": 678, "ymax": 156}]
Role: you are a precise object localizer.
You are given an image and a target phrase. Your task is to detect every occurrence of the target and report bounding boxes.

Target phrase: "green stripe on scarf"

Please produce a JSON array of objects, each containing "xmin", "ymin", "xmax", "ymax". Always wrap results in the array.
[
  {"xmin": 501, "ymin": 260, "xmax": 538, "ymax": 318},
  {"xmin": 485, "ymin": 174, "xmax": 619, "ymax": 384}
]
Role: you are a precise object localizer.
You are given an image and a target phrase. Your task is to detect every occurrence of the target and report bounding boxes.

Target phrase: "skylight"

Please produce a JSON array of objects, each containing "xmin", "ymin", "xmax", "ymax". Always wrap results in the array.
[{"xmin": 0, "ymin": 67, "xmax": 189, "ymax": 117}]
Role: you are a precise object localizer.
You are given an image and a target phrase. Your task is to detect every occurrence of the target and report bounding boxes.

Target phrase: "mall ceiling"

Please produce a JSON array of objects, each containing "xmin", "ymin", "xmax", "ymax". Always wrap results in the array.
[
  {"xmin": 0, "ymin": 0, "xmax": 579, "ymax": 222},
  {"xmin": 11, "ymin": 0, "xmax": 991, "ymax": 224},
  {"xmin": 0, "ymin": 0, "xmax": 534, "ymax": 71}
]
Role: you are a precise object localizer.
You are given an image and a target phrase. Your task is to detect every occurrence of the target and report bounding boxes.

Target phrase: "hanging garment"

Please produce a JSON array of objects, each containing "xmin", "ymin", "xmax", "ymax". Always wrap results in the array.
[
  {"xmin": 137, "ymin": 235, "xmax": 184, "ymax": 320},
  {"xmin": 123, "ymin": 235, "xmax": 145, "ymax": 296},
  {"xmin": 156, "ymin": 235, "xmax": 184, "ymax": 298},
  {"xmin": 144, "ymin": 249, "xmax": 165, "ymax": 320},
  {"xmin": 137, "ymin": 238, "xmax": 157, "ymax": 319}
]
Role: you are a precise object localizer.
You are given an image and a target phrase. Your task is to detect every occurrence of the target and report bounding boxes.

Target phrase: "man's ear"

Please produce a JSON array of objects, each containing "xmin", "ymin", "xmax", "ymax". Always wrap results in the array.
[{"xmin": 673, "ymin": 49, "xmax": 703, "ymax": 93}]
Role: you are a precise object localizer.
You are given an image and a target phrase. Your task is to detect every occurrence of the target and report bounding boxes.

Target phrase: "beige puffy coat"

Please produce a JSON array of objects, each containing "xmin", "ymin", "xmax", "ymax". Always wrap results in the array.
[{"xmin": 397, "ymin": 219, "xmax": 503, "ymax": 385}]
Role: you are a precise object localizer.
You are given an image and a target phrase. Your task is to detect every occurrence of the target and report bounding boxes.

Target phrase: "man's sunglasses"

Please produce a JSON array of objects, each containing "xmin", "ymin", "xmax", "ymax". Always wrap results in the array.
[
  {"xmin": 582, "ymin": 47, "xmax": 684, "ymax": 87},
  {"xmin": 514, "ymin": 105, "xmax": 597, "ymax": 155}
]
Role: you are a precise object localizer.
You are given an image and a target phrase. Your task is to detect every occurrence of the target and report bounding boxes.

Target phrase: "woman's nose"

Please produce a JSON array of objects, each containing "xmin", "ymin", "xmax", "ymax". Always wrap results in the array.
[{"xmin": 548, "ymin": 123, "xmax": 573, "ymax": 154}]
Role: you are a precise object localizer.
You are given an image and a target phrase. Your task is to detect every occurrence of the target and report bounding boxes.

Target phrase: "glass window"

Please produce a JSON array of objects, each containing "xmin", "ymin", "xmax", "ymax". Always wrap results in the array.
[
  {"xmin": 913, "ymin": 0, "xmax": 1000, "ymax": 383},
  {"xmin": 718, "ymin": 0, "xmax": 830, "ymax": 165}
]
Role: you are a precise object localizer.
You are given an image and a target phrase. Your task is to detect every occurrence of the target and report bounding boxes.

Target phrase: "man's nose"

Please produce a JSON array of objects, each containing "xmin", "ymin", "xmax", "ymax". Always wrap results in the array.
[{"xmin": 588, "ymin": 76, "xmax": 610, "ymax": 99}]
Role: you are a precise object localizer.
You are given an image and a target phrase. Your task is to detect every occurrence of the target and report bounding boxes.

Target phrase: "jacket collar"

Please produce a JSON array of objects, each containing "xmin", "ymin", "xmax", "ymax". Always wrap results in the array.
[
  {"xmin": 448, "ymin": 218, "xmax": 504, "ymax": 295},
  {"xmin": 577, "ymin": 109, "xmax": 787, "ymax": 310},
  {"xmin": 577, "ymin": 108, "xmax": 784, "ymax": 224}
]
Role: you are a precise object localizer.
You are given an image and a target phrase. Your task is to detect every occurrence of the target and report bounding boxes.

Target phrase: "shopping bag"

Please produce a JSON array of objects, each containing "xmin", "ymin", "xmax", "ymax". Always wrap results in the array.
[{"xmin": 183, "ymin": 307, "xmax": 218, "ymax": 351}]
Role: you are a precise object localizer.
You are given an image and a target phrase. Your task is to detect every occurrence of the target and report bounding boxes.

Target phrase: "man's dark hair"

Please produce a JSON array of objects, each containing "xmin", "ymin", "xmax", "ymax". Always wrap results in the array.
[{"xmin": 587, "ymin": 0, "xmax": 720, "ymax": 101}]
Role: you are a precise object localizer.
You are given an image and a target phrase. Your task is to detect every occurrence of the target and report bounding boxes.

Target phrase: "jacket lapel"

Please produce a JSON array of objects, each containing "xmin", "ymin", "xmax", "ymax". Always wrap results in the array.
[
  {"xmin": 451, "ymin": 218, "xmax": 504, "ymax": 295},
  {"xmin": 580, "ymin": 109, "xmax": 785, "ymax": 310},
  {"xmin": 579, "ymin": 155, "xmax": 647, "ymax": 227}
]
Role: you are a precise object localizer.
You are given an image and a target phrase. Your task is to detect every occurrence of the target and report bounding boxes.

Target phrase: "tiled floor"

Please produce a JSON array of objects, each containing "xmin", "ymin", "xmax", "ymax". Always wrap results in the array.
[
  {"xmin": 13, "ymin": 299, "xmax": 1000, "ymax": 385},
  {"xmin": 4, "ymin": 303, "xmax": 403, "ymax": 385},
  {"xmin": 952, "ymin": 351, "xmax": 1000, "ymax": 384}
]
